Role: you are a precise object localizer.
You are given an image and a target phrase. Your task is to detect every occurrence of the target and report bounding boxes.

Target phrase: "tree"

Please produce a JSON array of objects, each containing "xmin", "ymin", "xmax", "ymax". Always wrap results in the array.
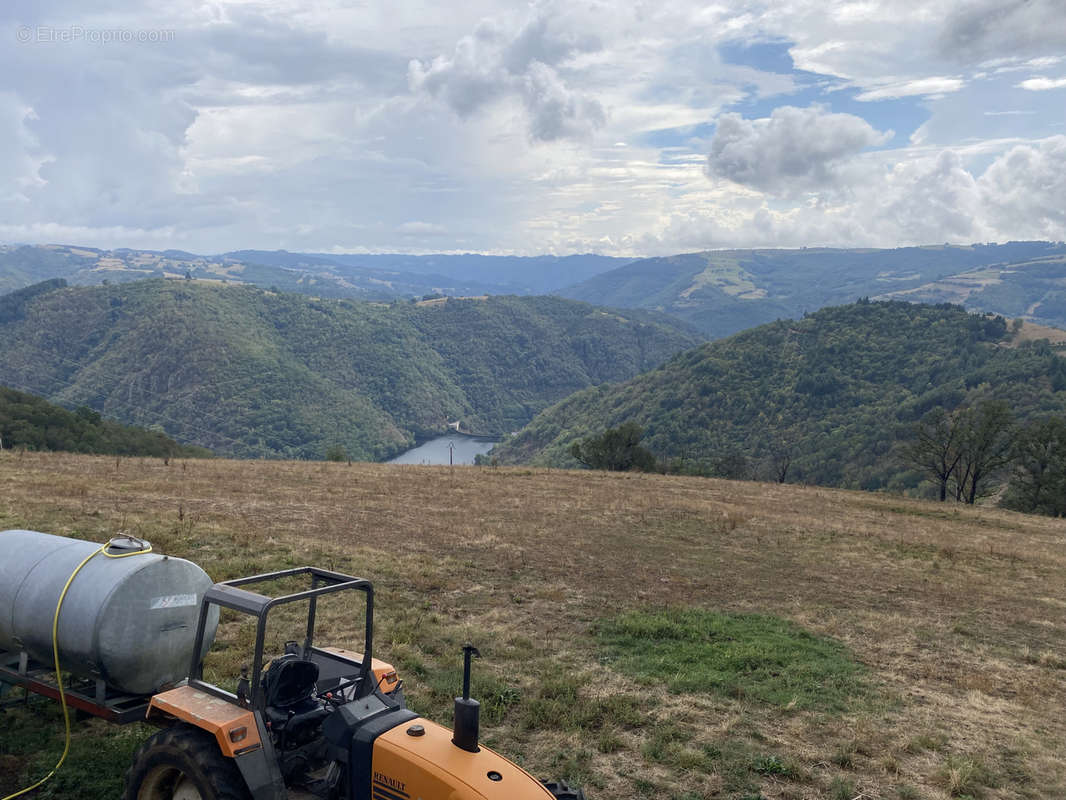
[
  {"xmin": 954, "ymin": 400, "xmax": 1014, "ymax": 504},
  {"xmin": 766, "ymin": 440, "xmax": 793, "ymax": 484},
  {"xmin": 569, "ymin": 422, "xmax": 657, "ymax": 472},
  {"xmin": 325, "ymin": 444, "xmax": 348, "ymax": 462},
  {"xmin": 1001, "ymin": 417, "xmax": 1066, "ymax": 516},
  {"xmin": 712, "ymin": 448, "xmax": 751, "ymax": 480},
  {"xmin": 75, "ymin": 405, "xmax": 102, "ymax": 425},
  {"xmin": 903, "ymin": 407, "xmax": 964, "ymax": 502}
]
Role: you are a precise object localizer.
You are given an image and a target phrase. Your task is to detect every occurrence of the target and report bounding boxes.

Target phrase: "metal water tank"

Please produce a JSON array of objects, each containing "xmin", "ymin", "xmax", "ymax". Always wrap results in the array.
[{"xmin": 0, "ymin": 529, "xmax": 219, "ymax": 695}]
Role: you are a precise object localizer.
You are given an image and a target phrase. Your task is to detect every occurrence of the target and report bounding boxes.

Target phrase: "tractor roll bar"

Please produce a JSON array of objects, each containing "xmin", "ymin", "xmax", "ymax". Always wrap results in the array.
[{"xmin": 188, "ymin": 567, "xmax": 375, "ymax": 709}]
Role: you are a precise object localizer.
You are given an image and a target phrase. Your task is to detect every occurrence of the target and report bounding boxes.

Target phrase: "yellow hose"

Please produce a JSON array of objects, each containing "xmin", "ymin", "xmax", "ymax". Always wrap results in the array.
[{"xmin": 3, "ymin": 537, "xmax": 153, "ymax": 800}]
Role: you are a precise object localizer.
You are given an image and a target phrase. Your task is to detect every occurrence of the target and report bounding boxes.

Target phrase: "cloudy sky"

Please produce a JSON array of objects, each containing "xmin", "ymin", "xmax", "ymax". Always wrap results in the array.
[{"xmin": 2, "ymin": 0, "xmax": 1065, "ymax": 256}]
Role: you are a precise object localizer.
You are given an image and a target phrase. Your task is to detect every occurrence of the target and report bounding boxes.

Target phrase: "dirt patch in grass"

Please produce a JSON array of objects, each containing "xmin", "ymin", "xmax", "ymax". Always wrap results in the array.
[{"xmin": 2, "ymin": 452, "xmax": 1066, "ymax": 798}]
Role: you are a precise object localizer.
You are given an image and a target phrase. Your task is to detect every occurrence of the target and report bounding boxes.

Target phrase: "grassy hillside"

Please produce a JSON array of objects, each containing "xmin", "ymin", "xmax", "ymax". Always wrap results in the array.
[
  {"xmin": 0, "ymin": 385, "xmax": 207, "ymax": 457},
  {"xmin": 876, "ymin": 252, "xmax": 1066, "ymax": 329},
  {"xmin": 494, "ymin": 301, "xmax": 1066, "ymax": 492},
  {"xmin": 557, "ymin": 242, "xmax": 1066, "ymax": 337},
  {"xmin": 0, "ymin": 280, "xmax": 700, "ymax": 459},
  {"xmin": 2, "ymin": 453, "xmax": 1066, "ymax": 799}
]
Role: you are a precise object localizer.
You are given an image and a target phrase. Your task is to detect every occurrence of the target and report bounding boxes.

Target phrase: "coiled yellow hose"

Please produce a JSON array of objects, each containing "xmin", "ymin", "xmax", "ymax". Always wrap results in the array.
[{"xmin": 2, "ymin": 537, "xmax": 153, "ymax": 800}]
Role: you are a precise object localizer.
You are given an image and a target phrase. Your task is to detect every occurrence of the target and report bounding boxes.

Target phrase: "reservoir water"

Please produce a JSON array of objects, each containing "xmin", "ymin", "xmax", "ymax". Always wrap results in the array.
[{"xmin": 388, "ymin": 434, "xmax": 499, "ymax": 465}]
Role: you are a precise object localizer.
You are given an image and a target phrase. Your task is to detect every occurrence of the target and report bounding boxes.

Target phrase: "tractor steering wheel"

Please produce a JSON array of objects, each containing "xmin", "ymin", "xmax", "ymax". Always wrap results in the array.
[{"xmin": 318, "ymin": 676, "xmax": 362, "ymax": 706}]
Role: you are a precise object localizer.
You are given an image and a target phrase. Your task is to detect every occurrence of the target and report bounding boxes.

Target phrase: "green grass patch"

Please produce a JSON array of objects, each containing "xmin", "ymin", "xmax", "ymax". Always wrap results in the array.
[
  {"xmin": 639, "ymin": 731, "xmax": 805, "ymax": 795},
  {"xmin": 596, "ymin": 608, "xmax": 866, "ymax": 711},
  {"xmin": 752, "ymin": 754, "xmax": 799, "ymax": 779},
  {"xmin": 904, "ymin": 732, "xmax": 948, "ymax": 754},
  {"xmin": 828, "ymin": 776, "xmax": 856, "ymax": 800},
  {"xmin": 0, "ymin": 702, "xmax": 149, "ymax": 799},
  {"xmin": 702, "ymin": 740, "xmax": 795, "ymax": 796},
  {"xmin": 936, "ymin": 755, "xmax": 998, "ymax": 798},
  {"xmin": 640, "ymin": 722, "xmax": 693, "ymax": 765},
  {"xmin": 519, "ymin": 674, "xmax": 647, "ymax": 732}
]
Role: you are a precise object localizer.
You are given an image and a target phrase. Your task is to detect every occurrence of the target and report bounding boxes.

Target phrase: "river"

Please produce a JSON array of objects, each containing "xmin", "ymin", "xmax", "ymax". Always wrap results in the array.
[{"xmin": 387, "ymin": 434, "xmax": 499, "ymax": 465}]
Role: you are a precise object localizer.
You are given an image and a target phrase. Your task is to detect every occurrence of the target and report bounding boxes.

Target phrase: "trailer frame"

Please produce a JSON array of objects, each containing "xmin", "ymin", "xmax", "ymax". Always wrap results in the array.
[{"xmin": 0, "ymin": 647, "xmax": 150, "ymax": 724}]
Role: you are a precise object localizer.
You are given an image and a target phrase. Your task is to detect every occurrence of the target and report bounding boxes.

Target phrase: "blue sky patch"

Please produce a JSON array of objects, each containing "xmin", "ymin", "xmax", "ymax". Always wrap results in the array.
[{"xmin": 718, "ymin": 38, "xmax": 796, "ymax": 74}]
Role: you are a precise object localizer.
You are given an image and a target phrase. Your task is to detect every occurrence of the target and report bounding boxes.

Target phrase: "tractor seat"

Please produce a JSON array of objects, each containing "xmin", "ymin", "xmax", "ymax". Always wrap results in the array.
[{"xmin": 263, "ymin": 655, "xmax": 329, "ymax": 736}]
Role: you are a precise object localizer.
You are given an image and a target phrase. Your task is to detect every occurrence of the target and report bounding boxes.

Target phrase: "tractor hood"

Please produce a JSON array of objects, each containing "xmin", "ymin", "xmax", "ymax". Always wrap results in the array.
[{"xmin": 372, "ymin": 717, "xmax": 554, "ymax": 800}]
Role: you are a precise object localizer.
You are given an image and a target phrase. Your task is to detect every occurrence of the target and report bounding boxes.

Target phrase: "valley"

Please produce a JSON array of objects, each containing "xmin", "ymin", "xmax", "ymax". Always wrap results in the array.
[{"xmin": 0, "ymin": 280, "xmax": 699, "ymax": 460}]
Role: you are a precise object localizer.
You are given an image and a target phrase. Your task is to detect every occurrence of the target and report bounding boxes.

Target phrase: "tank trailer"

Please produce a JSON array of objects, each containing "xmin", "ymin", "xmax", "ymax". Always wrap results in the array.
[{"xmin": 0, "ymin": 530, "xmax": 584, "ymax": 800}]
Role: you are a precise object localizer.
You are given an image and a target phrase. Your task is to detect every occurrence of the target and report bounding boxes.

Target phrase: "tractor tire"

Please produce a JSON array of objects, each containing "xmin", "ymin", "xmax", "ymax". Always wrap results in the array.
[
  {"xmin": 124, "ymin": 723, "xmax": 252, "ymax": 800},
  {"xmin": 541, "ymin": 780, "xmax": 586, "ymax": 800}
]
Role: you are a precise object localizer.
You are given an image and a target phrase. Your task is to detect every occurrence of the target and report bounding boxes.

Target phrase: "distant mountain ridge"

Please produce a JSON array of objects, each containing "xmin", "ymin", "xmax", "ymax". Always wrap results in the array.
[
  {"xmin": 0, "ymin": 280, "xmax": 701, "ymax": 459},
  {"xmin": 0, "ymin": 244, "xmax": 632, "ymax": 300},
  {"xmin": 493, "ymin": 301, "xmax": 1066, "ymax": 494},
  {"xmin": 241, "ymin": 251, "xmax": 633, "ymax": 294},
  {"xmin": 556, "ymin": 242, "xmax": 1066, "ymax": 337},
  {"xmin": 6, "ymin": 241, "xmax": 1065, "ymax": 339}
]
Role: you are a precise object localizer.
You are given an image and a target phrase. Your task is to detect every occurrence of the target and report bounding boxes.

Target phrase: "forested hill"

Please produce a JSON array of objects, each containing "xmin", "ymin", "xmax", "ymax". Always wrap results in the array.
[
  {"xmin": 0, "ymin": 280, "xmax": 701, "ymax": 459},
  {"xmin": 557, "ymin": 242, "xmax": 1066, "ymax": 337},
  {"xmin": 0, "ymin": 386, "xmax": 205, "ymax": 457},
  {"xmin": 493, "ymin": 301, "xmax": 1066, "ymax": 492}
]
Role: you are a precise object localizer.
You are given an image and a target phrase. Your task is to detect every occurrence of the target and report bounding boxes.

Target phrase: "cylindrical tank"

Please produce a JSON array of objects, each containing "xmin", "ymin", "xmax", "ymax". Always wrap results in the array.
[{"xmin": 0, "ymin": 530, "xmax": 219, "ymax": 695}]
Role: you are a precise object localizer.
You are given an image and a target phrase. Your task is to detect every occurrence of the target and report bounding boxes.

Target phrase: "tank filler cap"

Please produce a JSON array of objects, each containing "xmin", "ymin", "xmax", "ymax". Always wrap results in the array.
[{"xmin": 106, "ymin": 535, "xmax": 151, "ymax": 553}]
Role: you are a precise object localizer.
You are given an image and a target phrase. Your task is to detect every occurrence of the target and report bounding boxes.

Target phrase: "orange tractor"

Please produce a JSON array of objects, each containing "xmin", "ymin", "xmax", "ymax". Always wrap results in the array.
[{"xmin": 0, "ymin": 531, "xmax": 584, "ymax": 800}]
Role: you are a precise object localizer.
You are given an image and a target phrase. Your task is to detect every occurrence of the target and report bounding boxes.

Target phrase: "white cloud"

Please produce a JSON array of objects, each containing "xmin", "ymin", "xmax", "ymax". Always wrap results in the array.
[
  {"xmin": 939, "ymin": 0, "xmax": 1066, "ymax": 63},
  {"xmin": 521, "ymin": 61, "xmax": 606, "ymax": 141},
  {"xmin": 1017, "ymin": 76, "xmax": 1066, "ymax": 91},
  {"xmin": 984, "ymin": 55, "xmax": 1065, "ymax": 74},
  {"xmin": 0, "ymin": 93, "xmax": 48, "ymax": 206},
  {"xmin": 408, "ymin": 24, "xmax": 510, "ymax": 117},
  {"xmin": 644, "ymin": 135, "xmax": 1066, "ymax": 253},
  {"xmin": 871, "ymin": 150, "xmax": 985, "ymax": 242},
  {"xmin": 739, "ymin": 0, "xmax": 1066, "ymax": 104},
  {"xmin": 1026, "ymin": 56, "xmax": 1065, "ymax": 69},
  {"xmin": 706, "ymin": 105, "xmax": 891, "ymax": 194},
  {"xmin": 855, "ymin": 76, "xmax": 966, "ymax": 101},
  {"xmin": 979, "ymin": 136, "xmax": 1066, "ymax": 239},
  {"xmin": 408, "ymin": 4, "xmax": 606, "ymax": 141}
]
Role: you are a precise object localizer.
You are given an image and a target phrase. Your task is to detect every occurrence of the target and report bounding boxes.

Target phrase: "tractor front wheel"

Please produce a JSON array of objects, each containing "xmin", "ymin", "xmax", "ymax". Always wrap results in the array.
[{"xmin": 124, "ymin": 723, "xmax": 251, "ymax": 800}]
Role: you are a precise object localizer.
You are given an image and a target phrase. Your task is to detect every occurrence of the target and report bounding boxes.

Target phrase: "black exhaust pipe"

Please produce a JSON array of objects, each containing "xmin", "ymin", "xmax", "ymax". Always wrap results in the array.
[{"xmin": 452, "ymin": 643, "xmax": 481, "ymax": 752}]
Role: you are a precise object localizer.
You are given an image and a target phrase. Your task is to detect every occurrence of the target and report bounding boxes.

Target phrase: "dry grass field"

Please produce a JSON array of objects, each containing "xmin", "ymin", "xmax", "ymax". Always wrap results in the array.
[
  {"xmin": 1011, "ymin": 322, "xmax": 1066, "ymax": 348},
  {"xmin": 3, "ymin": 451, "xmax": 1066, "ymax": 799}
]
